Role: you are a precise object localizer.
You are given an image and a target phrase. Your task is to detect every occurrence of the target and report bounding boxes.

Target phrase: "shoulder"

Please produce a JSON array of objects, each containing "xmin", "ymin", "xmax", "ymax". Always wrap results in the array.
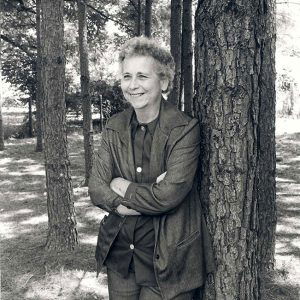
[
  {"xmin": 160, "ymin": 100, "xmax": 197, "ymax": 134},
  {"xmin": 105, "ymin": 107, "xmax": 133, "ymax": 131}
]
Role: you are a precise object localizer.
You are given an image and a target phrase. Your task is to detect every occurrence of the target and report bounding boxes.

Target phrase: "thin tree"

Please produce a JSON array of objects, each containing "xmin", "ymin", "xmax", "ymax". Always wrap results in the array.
[
  {"xmin": 168, "ymin": 0, "xmax": 182, "ymax": 107},
  {"xmin": 137, "ymin": 0, "xmax": 142, "ymax": 36},
  {"xmin": 28, "ymin": 90, "xmax": 33, "ymax": 137},
  {"xmin": 194, "ymin": 0, "xmax": 276, "ymax": 298},
  {"xmin": 0, "ymin": 37, "xmax": 4, "ymax": 151},
  {"xmin": 40, "ymin": 0, "xmax": 78, "ymax": 250},
  {"xmin": 0, "ymin": 104, "xmax": 4, "ymax": 151},
  {"xmin": 182, "ymin": 0, "xmax": 193, "ymax": 115},
  {"xmin": 35, "ymin": 0, "xmax": 43, "ymax": 152},
  {"xmin": 144, "ymin": 0, "xmax": 152, "ymax": 37},
  {"xmin": 78, "ymin": 0, "xmax": 94, "ymax": 186}
]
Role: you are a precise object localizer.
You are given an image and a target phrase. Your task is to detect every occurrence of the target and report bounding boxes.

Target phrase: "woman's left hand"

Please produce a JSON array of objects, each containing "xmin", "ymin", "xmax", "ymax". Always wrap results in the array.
[{"xmin": 110, "ymin": 177, "xmax": 131, "ymax": 197}]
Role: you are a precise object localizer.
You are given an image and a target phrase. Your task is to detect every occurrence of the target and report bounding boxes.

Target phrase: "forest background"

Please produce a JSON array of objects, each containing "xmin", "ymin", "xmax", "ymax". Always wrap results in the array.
[{"xmin": 0, "ymin": 0, "xmax": 300, "ymax": 299}]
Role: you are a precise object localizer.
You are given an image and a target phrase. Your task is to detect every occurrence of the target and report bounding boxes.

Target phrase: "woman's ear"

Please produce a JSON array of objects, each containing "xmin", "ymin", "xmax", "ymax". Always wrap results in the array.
[{"xmin": 161, "ymin": 78, "xmax": 169, "ymax": 92}]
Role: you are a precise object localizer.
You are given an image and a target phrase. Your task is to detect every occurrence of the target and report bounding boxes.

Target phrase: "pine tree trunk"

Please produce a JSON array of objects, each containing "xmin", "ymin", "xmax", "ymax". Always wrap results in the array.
[
  {"xmin": 0, "ymin": 102, "xmax": 4, "ymax": 151},
  {"xmin": 182, "ymin": 0, "xmax": 193, "ymax": 116},
  {"xmin": 144, "ymin": 0, "xmax": 152, "ymax": 37},
  {"xmin": 168, "ymin": 0, "xmax": 182, "ymax": 107},
  {"xmin": 40, "ymin": 0, "xmax": 78, "ymax": 251},
  {"xmin": 137, "ymin": 0, "xmax": 142, "ymax": 36},
  {"xmin": 255, "ymin": 0, "xmax": 277, "ymax": 294},
  {"xmin": 78, "ymin": 0, "xmax": 94, "ymax": 186},
  {"xmin": 194, "ymin": 0, "xmax": 276, "ymax": 298},
  {"xmin": 35, "ymin": 0, "xmax": 43, "ymax": 152},
  {"xmin": 0, "ymin": 57, "xmax": 4, "ymax": 151},
  {"xmin": 28, "ymin": 96, "xmax": 33, "ymax": 137}
]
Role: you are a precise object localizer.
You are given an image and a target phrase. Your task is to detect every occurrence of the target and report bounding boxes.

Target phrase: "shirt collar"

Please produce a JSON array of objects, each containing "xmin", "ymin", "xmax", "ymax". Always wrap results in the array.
[
  {"xmin": 106, "ymin": 98, "xmax": 190, "ymax": 138},
  {"xmin": 130, "ymin": 113, "xmax": 158, "ymax": 138}
]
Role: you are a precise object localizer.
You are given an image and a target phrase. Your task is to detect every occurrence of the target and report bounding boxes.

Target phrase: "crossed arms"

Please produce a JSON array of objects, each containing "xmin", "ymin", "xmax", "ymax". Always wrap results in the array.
[{"xmin": 89, "ymin": 120, "xmax": 200, "ymax": 216}]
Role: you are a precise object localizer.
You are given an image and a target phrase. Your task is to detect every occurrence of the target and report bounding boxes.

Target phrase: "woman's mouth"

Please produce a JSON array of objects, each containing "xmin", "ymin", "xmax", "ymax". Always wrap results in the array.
[{"xmin": 129, "ymin": 93, "xmax": 144, "ymax": 97}]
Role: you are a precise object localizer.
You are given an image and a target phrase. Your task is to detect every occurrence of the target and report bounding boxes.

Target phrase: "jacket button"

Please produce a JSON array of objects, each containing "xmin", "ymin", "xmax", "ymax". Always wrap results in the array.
[
  {"xmin": 130, "ymin": 244, "xmax": 135, "ymax": 250},
  {"xmin": 156, "ymin": 254, "xmax": 160, "ymax": 259}
]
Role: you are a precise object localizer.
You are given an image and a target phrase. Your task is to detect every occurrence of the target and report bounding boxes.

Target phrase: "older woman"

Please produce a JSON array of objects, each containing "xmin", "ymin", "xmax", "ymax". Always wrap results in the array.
[{"xmin": 89, "ymin": 37, "xmax": 215, "ymax": 300}]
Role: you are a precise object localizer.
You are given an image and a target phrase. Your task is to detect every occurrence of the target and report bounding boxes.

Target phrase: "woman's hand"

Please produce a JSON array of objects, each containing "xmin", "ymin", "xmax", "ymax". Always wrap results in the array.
[
  {"xmin": 110, "ymin": 177, "xmax": 131, "ymax": 197},
  {"xmin": 110, "ymin": 177, "xmax": 141, "ymax": 215},
  {"xmin": 156, "ymin": 172, "xmax": 167, "ymax": 183},
  {"xmin": 116, "ymin": 204, "xmax": 141, "ymax": 216}
]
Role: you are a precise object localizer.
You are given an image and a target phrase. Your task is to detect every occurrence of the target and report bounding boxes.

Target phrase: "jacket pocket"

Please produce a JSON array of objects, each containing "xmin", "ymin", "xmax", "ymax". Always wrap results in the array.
[
  {"xmin": 176, "ymin": 230, "xmax": 200, "ymax": 248},
  {"xmin": 175, "ymin": 231, "xmax": 203, "ymax": 279}
]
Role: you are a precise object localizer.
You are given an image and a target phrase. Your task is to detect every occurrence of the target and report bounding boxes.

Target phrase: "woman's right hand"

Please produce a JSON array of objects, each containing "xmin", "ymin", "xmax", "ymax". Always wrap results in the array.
[
  {"xmin": 116, "ymin": 204, "xmax": 141, "ymax": 216},
  {"xmin": 156, "ymin": 172, "xmax": 167, "ymax": 183}
]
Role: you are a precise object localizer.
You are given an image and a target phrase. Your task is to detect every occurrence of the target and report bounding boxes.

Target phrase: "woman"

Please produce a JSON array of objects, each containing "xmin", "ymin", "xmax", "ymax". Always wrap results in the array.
[{"xmin": 89, "ymin": 37, "xmax": 215, "ymax": 300}]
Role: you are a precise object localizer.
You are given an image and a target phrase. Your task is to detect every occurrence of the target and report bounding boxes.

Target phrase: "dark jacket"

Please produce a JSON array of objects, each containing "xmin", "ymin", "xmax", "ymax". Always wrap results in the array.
[{"xmin": 89, "ymin": 99, "xmax": 215, "ymax": 300}]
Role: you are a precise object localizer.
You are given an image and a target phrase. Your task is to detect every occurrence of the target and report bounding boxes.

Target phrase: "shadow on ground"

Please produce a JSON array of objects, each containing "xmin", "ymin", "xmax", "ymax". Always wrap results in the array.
[
  {"xmin": 0, "ymin": 135, "xmax": 108, "ymax": 300},
  {"xmin": 275, "ymin": 132, "xmax": 300, "ymax": 293}
]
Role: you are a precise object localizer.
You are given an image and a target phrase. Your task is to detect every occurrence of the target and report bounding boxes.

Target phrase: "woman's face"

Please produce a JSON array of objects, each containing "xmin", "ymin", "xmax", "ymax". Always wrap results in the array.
[{"xmin": 120, "ymin": 55, "xmax": 168, "ymax": 112}]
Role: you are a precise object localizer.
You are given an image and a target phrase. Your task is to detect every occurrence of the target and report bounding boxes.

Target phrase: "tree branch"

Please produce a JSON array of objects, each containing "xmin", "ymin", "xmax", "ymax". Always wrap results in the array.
[
  {"xmin": 276, "ymin": 1, "xmax": 300, "ymax": 4},
  {"xmin": 3, "ymin": 0, "xmax": 36, "ymax": 14},
  {"xmin": 0, "ymin": 34, "xmax": 35, "ymax": 56},
  {"xmin": 86, "ymin": 3, "xmax": 133, "ymax": 32},
  {"xmin": 128, "ymin": 0, "xmax": 139, "ymax": 13}
]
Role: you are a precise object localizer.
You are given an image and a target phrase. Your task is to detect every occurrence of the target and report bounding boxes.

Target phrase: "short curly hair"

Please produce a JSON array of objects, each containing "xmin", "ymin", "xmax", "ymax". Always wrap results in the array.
[{"xmin": 118, "ymin": 36, "xmax": 175, "ymax": 93}]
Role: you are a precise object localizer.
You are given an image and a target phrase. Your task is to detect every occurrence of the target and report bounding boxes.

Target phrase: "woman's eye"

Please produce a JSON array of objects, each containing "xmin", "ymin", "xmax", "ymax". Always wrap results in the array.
[
  {"xmin": 138, "ymin": 75, "xmax": 147, "ymax": 79},
  {"xmin": 123, "ymin": 75, "xmax": 131, "ymax": 80}
]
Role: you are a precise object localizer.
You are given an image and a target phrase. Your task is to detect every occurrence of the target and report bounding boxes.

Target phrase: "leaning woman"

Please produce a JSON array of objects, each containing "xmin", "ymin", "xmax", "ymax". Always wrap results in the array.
[{"xmin": 89, "ymin": 36, "xmax": 215, "ymax": 300}]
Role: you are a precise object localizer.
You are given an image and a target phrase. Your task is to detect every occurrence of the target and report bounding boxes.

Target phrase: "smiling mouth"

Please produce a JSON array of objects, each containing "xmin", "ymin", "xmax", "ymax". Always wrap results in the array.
[{"xmin": 129, "ymin": 93, "xmax": 144, "ymax": 97}]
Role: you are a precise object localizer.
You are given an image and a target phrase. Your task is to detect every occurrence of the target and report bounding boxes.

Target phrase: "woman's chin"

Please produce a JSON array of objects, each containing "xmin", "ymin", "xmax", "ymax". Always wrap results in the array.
[{"xmin": 128, "ymin": 100, "xmax": 147, "ymax": 110}]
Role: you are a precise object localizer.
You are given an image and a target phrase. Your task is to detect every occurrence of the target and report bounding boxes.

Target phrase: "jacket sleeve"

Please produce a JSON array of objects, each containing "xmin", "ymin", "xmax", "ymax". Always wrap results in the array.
[
  {"xmin": 121, "ymin": 120, "xmax": 200, "ymax": 215},
  {"xmin": 88, "ymin": 128, "xmax": 122, "ymax": 213}
]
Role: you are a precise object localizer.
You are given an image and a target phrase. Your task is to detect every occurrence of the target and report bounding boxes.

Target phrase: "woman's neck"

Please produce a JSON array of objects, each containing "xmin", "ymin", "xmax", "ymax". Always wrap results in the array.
[{"xmin": 135, "ymin": 104, "xmax": 160, "ymax": 124}]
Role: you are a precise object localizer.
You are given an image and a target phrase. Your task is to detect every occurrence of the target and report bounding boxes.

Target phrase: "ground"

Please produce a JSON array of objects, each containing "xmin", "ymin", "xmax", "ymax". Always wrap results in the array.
[{"xmin": 0, "ymin": 111, "xmax": 299, "ymax": 299}]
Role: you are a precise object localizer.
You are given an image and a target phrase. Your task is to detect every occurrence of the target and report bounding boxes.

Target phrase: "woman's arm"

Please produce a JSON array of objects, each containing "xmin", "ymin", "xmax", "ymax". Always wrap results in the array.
[{"xmin": 115, "ymin": 120, "xmax": 200, "ymax": 216}]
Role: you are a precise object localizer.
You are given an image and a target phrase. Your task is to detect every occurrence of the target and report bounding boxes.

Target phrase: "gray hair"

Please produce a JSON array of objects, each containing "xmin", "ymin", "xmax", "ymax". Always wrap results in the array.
[{"xmin": 118, "ymin": 36, "xmax": 175, "ymax": 93}]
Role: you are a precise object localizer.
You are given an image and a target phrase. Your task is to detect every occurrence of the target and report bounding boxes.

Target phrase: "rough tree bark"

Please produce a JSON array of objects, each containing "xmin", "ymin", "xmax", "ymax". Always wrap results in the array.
[
  {"xmin": 194, "ymin": 0, "xmax": 276, "ymax": 299},
  {"xmin": 40, "ymin": 0, "xmax": 78, "ymax": 251},
  {"xmin": 78, "ymin": 0, "xmax": 94, "ymax": 186},
  {"xmin": 168, "ymin": 0, "xmax": 182, "ymax": 107},
  {"xmin": 182, "ymin": 0, "xmax": 193, "ymax": 115},
  {"xmin": 137, "ymin": 0, "xmax": 142, "ymax": 36},
  {"xmin": 35, "ymin": 0, "xmax": 43, "ymax": 152},
  {"xmin": 144, "ymin": 0, "xmax": 152, "ymax": 37},
  {"xmin": 255, "ymin": 0, "xmax": 277, "ymax": 293}
]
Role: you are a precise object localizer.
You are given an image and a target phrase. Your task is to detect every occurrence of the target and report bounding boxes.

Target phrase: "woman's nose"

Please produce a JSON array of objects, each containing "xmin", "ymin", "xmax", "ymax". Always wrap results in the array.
[{"xmin": 128, "ymin": 77, "xmax": 138, "ymax": 89}]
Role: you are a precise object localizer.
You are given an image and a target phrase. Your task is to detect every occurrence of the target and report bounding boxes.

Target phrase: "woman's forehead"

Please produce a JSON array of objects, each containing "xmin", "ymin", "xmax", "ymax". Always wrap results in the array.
[{"xmin": 121, "ymin": 55, "xmax": 158, "ymax": 72}]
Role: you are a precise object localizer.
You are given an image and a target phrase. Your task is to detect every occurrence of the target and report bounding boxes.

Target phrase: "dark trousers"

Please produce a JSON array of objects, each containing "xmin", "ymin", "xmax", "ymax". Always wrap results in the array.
[{"xmin": 107, "ymin": 268, "xmax": 195, "ymax": 300}]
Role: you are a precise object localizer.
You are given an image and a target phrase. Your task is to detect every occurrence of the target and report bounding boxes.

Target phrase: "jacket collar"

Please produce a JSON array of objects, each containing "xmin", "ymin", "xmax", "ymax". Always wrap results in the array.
[{"xmin": 106, "ymin": 98, "xmax": 189, "ymax": 138}]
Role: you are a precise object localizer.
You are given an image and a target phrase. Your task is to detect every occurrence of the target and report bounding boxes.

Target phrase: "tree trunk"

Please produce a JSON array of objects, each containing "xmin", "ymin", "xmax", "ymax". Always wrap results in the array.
[
  {"xmin": 40, "ymin": 0, "xmax": 78, "ymax": 251},
  {"xmin": 0, "ymin": 55, "xmax": 4, "ymax": 151},
  {"xmin": 168, "ymin": 0, "xmax": 182, "ymax": 107},
  {"xmin": 144, "ymin": 0, "xmax": 152, "ymax": 37},
  {"xmin": 99, "ymin": 94, "xmax": 104, "ymax": 133},
  {"xmin": 28, "ymin": 95, "xmax": 33, "ymax": 137},
  {"xmin": 35, "ymin": 0, "xmax": 43, "ymax": 152},
  {"xmin": 78, "ymin": 0, "xmax": 94, "ymax": 186},
  {"xmin": 0, "ymin": 98, "xmax": 4, "ymax": 151},
  {"xmin": 194, "ymin": 0, "xmax": 276, "ymax": 299},
  {"xmin": 255, "ymin": 1, "xmax": 277, "ymax": 295},
  {"xmin": 137, "ymin": 0, "xmax": 142, "ymax": 36},
  {"xmin": 182, "ymin": 0, "xmax": 193, "ymax": 116}
]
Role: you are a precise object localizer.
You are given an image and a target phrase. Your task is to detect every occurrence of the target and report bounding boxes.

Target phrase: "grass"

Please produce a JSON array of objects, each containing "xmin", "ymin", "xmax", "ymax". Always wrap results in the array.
[
  {"xmin": 0, "ymin": 132, "xmax": 108, "ymax": 300},
  {"xmin": 1, "ymin": 114, "xmax": 300, "ymax": 299}
]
